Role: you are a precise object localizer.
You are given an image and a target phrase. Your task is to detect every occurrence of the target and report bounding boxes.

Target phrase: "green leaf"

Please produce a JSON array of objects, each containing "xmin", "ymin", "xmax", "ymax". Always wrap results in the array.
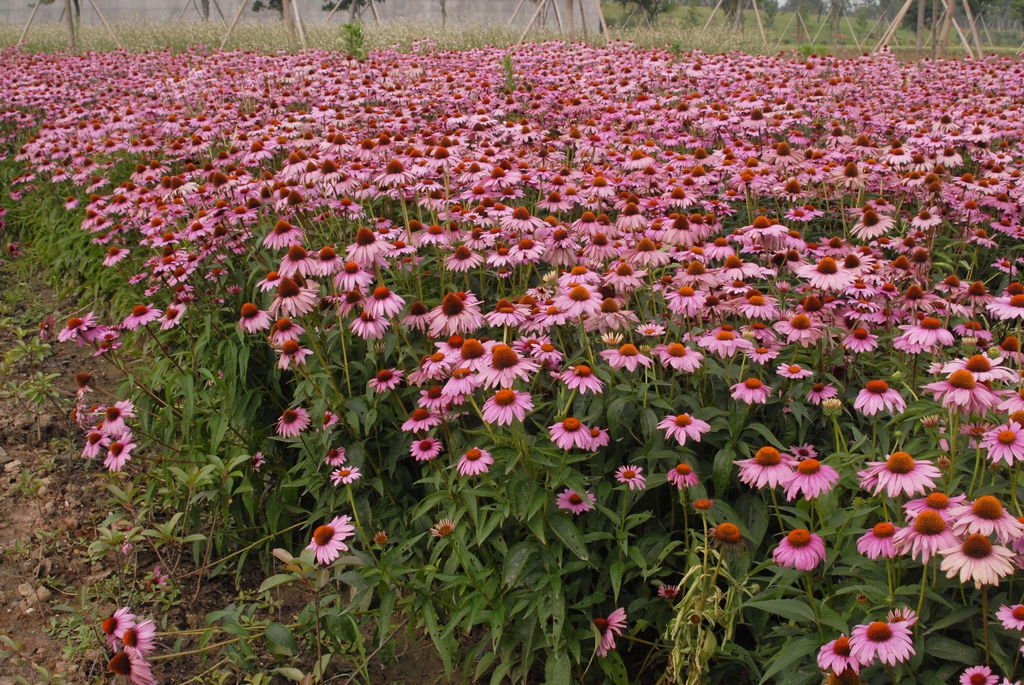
[
  {"xmin": 759, "ymin": 636, "xmax": 818, "ymax": 684},
  {"xmin": 609, "ymin": 560, "xmax": 624, "ymax": 602},
  {"xmin": 273, "ymin": 667, "xmax": 306, "ymax": 682},
  {"xmin": 548, "ymin": 514, "xmax": 589, "ymax": 561},
  {"xmin": 544, "ymin": 653, "xmax": 571, "ymax": 685},
  {"xmin": 712, "ymin": 447, "xmax": 735, "ymax": 495},
  {"xmin": 503, "ymin": 541, "xmax": 532, "ymax": 586},
  {"xmin": 258, "ymin": 574, "xmax": 296, "ymax": 593},
  {"xmin": 599, "ymin": 650, "xmax": 629, "ymax": 685},
  {"xmin": 264, "ymin": 623, "xmax": 298, "ymax": 656},
  {"xmin": 744, "ymin": 599, "xmax": 816, "ymax": 624},
  {"xmin": 925, "ymin": 635, "xmax": 979, "ymax": 665}
]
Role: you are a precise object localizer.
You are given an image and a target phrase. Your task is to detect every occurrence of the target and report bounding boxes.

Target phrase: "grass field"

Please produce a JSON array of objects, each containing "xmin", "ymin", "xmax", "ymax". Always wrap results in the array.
[{"xmin": 0, "ymin": 3, "xmax": 1016, "ymax": 56}]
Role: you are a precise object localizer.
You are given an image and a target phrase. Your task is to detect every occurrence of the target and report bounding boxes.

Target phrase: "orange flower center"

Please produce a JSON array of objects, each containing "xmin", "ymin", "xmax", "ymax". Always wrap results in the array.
[
  {"xmin": 873, "ymin": 522, "xmax": 895, "ymax": 538},
  {"xmin": 961, "ymin": 533, "xmax": 993, "ymax": 559},
  {"xmin": 865, "ymin": 622, "xmax": 892, "ymax": 642},
  {"xmin": 886, "ymin": 451, "xmax": 915, "ymax": 474},
  {"xmin": 797, "ymin": 459, "xmax": 820, "ymax": 475},
  {"xmin": 913, "ymin": 511, "xmax": 946, "ymax": 535},
  {"xmin": 313, "ymin": 525, "xmax": 334, "ymax": 546},
  {"xmin": 787, "ymin": 529, "xmax": 811, "ymax": 548},
  {"xmin": 948, "ymin": 370, "xmax": 976, "ymax": 389},
  {"xmin": 755, "ymin": 446, "xmax": 781, "ymax": 466},
  {"xmin": 973, "ymin": 495, "xmax": 1004, "ymax": 520}
]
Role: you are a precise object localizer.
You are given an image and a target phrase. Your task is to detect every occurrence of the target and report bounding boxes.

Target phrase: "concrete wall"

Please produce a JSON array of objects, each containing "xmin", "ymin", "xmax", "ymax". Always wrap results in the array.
[{"xmin": 0, "ymin": 0, "xmax": 601, "ymax": 30}]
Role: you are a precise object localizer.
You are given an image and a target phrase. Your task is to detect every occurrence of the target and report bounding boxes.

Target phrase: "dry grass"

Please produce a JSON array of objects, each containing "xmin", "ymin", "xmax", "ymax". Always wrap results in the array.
[{"xmin": 0, "ymin": 18, "xmax": 771, "ymax": 55}]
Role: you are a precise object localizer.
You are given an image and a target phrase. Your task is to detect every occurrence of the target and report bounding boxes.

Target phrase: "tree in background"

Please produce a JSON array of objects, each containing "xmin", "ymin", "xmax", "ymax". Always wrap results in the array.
[
  {"xmin": 613, "ymin": 0, "xmax": 680, "ymax": 21},
  {"xmin": 762, "ymin": 0, "xmax": 779, "ymax": 27}
]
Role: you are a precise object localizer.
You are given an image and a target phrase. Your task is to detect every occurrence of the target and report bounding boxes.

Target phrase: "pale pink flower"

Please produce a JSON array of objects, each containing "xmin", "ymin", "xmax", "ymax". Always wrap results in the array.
[
  {"xmin": 594, "ymin": 608, "xmax": 627, "ymax": 657},
  {"xmin": 600, "ymin": 343, "xmax": 652, "ymax": 372},
  {"xmin": 781, "ymin": 458, "xmax": 839, "ymax": 500},
  {"xmin": 854, "ymin": 380, "xmax": 906, "ymax": 416},
  {"xmin": 818, "ymin": 635, "xmax": 860, "ymax": 675},
  {"xmin": 277, "ymin": 407, "xmax": 311, "ymax": 437},
  {"xmin": 772, "ymin": 529, "xmax": 825, "ymax": 571},
  {"xmin": 456, "ymin": 447, "xmax": 493, "ymax": 476},
  {"xmin": 939, "ymin": 534, "xmax": 1016, "ymax": 588},
  {"xmin": 557, "ymin": 489, "xmax": 595, "ymax": 514},
  {"xmin": 550, "ymin": 418, "xmax": 593, "ymax": 451},
  {"xmin": 731, "ymin": 377, "xmax": 771, "ymax": 404},
  {"xmin": 667, "ymin": 462, "xmax": 699, "ymax": 489},
  {"xmin": 481, "ymin": 389, "xmax": 533, "ymax": 426},
  {"xmin": 657, "ymin": 413, "xmax": 711, "ymax": 446},
  {"xmin": 330, "ymin": 466, "xmax": 362, "ymax": 486},
  {"xmin": 615, "ymin": 465, "xmax": 646, "ymax": 490},
  {"xmin": 857, "ymin": 522, "xmax": 900, "ymax": 560},
  {"xmin": 858, "ymin": 452, "xmax": 940, "ymax": 498},
  {"xmin": 736, "ymin": 446, "xmax": 797, "ymax": 489},
  {"xmin": 306, "ymin": 515, "xmax": 355, "ymax": 565},
  {"xmin": 848, "ymin": 620, "xmax": 914, "ymax": 667}
]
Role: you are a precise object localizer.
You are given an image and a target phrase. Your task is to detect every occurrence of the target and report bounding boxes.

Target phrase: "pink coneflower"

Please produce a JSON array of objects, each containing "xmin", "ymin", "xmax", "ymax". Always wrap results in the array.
[
  {"xmin": 949, "ymin": 496, "xmax": 1024, "ymax": 543},
  {"xmin": 897, "ymin": 313, "xmax": 950, "ymax": 348},
  {"xmin": 82, "ymin": 430, "xmax": 108, "ymax": 459},
  {"xmin": 777, "ymin": 363, "xmax": 813, "ymax": 379},
  {"xmin": 368, "ymin": 368, "xmax": 403, "ymax": 393},
  {"xmin": 101, "ymin": 400, "xmax": 135, "ymax": 436},
  {"xmin": 652, "ymin": 342, "xmax": 703, "ymax": 372},
  {"xmin": 996, "ymin": 605, "xmax": 1024, "ymax": 631},
  {"xmin": 698, "ymin": 328, "xmax": 753, "ymax": 358},
  {"xmin": 409, "ymin": 436, "xmax": 442, "ymax": 462},
  {"xmin": 593, "ymin": 608, "xmax": 627, "ymax": 657},
  {"xmin": 330, "ymin": 466, "xmax": 362, "ymax": 485},
  {"xmin": 364, "ymin": 285, "xmax": 406, "ymax": 319},
  {"xmin": 807, "ymin": 382, "xmax": 838, "ymax": 405},
  {"xmin": 615, "ymin": 464, "xmax": 646, "ymax": 490},
  {"xmin": 264, "ymin": 219, "xmax": 303, "ymax": 250},
  {"xmin": 657, "ymin": 584, "xmax": 680, "ymax": 599},
  {"xmin": 842, "ymin": 328, "xmax": 878, "ymax": 353},
  {"xmin": 120, "ymin": 619, "xmax": 156, "ymax": 657},
  {"xmin": 731, "ymin": 377, "xmax": 771, "ymax": 404},
  {"xmin": 848, "ymin": 620, "xmax": 914, "ymax": 667},
  {"xmin": 325, "ymin": 447, "xmax": 346, "ymax": 466},
  {"xmin": 277, "ymin": 340, "xmax": 313, "ymax": 370},
  {"xmin": 904, "ymin": 491, "xmax": 963, "ymax": 520},
  {"xmin": 600, "ymin": 343, "xmax": 652, "ymax": 372},
  {"xmin": 428, "ymin": 292, "xmax": 484, "ymax": 338},
  {"xmin": 123, "ymin": 304, "xmax": 161, "ymax": 330},
  {"xmin": 857, "ymin": 522, "xmax": 900, "ymax": 560},
  {"xmin": 431, "ymin": 518, "xmax": 456, "ymax": 538},
  {"xmin": 238, "ymin": 303, "xmax": 271, "ymax": 333},
  {"xmin": 657, "ymin": 413, "xmax": 711, "ymax": 446},
  {"xmin": 306, "ymin": 515, "xmax": 355, "ymax": 565},
  {"xmin": 557, "ymin": 489, "xmax": 596, "ymax": 514},
  {"xmin": 796, "ymin": 257, "xmax": 855, "ymax": 291},
  {"xmin": 922, "ymin": 370, "xmax": 1000, "ymax": 416},
  {"xmin": 346, "ymin": 226, "xmax": 395, "ymax": 268},
  {"xmin": 269, "ymin": 277, "xmax": 319, "ymax": 318},
  {"xmin": 58, "ymin": 311, "xmax": 98, "ymax": 343},
  {"xmin": 550, "ymin": 417, "xmax": 593, "ymax": 451},
  {"xmin": 457, "ymin": 447, "xmax": 493, "ymax": 476},
  {"xmin": 773, "ymin": 314, "xmax": 825, "ymax": 347},
  {"xmin": 278, "ymin": 244, "xmax": 318, "ymax": 278},
  {"xmin": 981, "ymin": 421, "xmax": 1024, "ymax": 465},
  {"xmin": 481, "ymin": 389, "xmax": 533, "ymax": 426},
  {"xmin": 736, "ymin": 446, "xmax": 797, "ymax": 489},
  {"xmin": 781, "ymin": 458, "xmax": 839, "ymax": 500},
  {"xmin": 987, "ymin": 294, "xmax": 1024, "ymax": 320},
  {"xmin": 350, "ymin": 311, "xmax": 390, "ymax": 340},
  {"xmin": 479, "ymin": 344, "xmax": 539, "ymax": 388},
  {"xmin": 667, "ymin": 462, "xmax": 699, "ymax": 489},
  {"xmin": 854, "ymin": 380, "xmax": 906, "ymax": 416},
  {"xmin": 772, "ymin": 529, "xmax": 825, "ymax": 571},
  {"xmin": 960, "ymin": 665, "xmax": 998, "ymax": 685},
  {"xmin": 559, "ymin": 364, "xmax": 604, "ymax": 394},
  {"xmin": 102, "ymin": 607, "xmax": 137, "ymax": 650},
  {"xmin": 104, "ymin": 432, "xmax": 137, "ymax": 471},
  {"xmin": 939, "ymin": 534, "xmax": 1016, "ymax": 588},
  {"xmin": 106, "ymin": 648, "xmax": 154, "ymax": 685},
  {"xmin": 892, "ymin": 510, "xmax": 959, "ymax": 563},
  {"xmin": 859, "ymin": 452, "xmax": 940, "ymax": 498},
  {"xmin": 251, "ymin": 452, "xmax": 265, "ymax": 471},
  {"xmin": 818, "ymin": 635, "xmax": 860, "ymax": 675},
  {"xmin": 270, "ymin": 318, "xmax": 304, "ymax": 346},
  {"xmin": 402, "ymin": 408, "xmax": 441, "ymax": 433},
  {"xmin": 277, "ymin": 407, "xmax": 311, "ymax": 437}
]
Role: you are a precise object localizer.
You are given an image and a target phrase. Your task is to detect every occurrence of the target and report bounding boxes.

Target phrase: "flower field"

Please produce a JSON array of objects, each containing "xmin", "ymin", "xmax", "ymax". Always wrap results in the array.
[{"xmin": 4, "ymin": 41, "xmax": 1024, "ymax": 685}]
